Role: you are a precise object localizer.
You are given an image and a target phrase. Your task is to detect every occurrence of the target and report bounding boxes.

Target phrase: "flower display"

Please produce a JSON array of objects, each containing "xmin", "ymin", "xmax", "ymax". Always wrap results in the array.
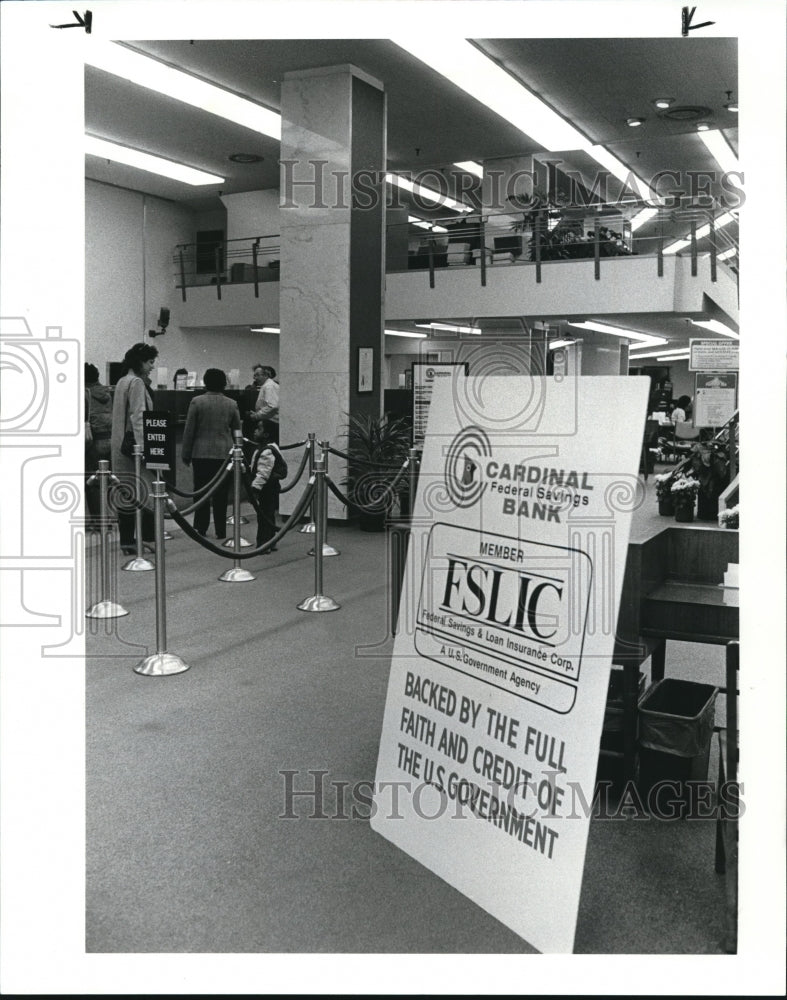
[
  {"xmin": 654, "ymin": 472, "xmax": 674, "ymax": 501},
  {"xmin": 718, "ymin": 505, "xmax": 739, "ymax": 529},
  {"xmin": 670, "ymin": 475, "xmax": 700, "ymax": 500}
]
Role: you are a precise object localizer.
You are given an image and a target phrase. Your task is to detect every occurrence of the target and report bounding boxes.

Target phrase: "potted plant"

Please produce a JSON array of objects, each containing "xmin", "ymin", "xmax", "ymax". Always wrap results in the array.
[
  {"xmin": 688, "ymin": 442, "xmax": 730, "ymax": 521},
  {"xmin": 670, "ymin": 475, "xmax": 700, "ymax": 523},
  {"xmin": 343, "ymin": 412, "xmax": 412, "ymax": 532},
  {"xmin": 654, "ymin": 472, "xmax": 675, "ymax": 516},
  {"xmin": 718, "ymin": 504, "xmax": 739, "ymax": 530}
]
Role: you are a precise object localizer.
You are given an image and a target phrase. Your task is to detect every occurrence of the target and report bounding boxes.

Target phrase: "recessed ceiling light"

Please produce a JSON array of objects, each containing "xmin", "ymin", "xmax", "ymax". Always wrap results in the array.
[
  {"xmin": 626, "ymin": 117, "xmax": 645, "ymax": 127},
  {"xmin": 85, "ymin": 135, "xmax": 224, "ymax": 185},
  {"xmin": 724, "ymin": 101, "xmax": 738, "ymax": 113},
  {"xmin": 652, "ymin": 98, "xmax": 675, "ymax": 110},
  {"xmin": 696, "ymin": 122, "xmax": 711, "ymax": 132},
  {"xmin": 229, "ymin": 153, "xmax": 263, "ymax": 163},
  {"xmin": 250, "ymin": 326, "xmax": 280, "ymax": 333}
]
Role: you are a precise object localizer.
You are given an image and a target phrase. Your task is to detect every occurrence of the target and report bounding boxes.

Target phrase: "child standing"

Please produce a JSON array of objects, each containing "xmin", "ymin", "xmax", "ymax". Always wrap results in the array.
[{"xmin": 250, "ymin": 426, "xmax": 287, "ymax": 551}]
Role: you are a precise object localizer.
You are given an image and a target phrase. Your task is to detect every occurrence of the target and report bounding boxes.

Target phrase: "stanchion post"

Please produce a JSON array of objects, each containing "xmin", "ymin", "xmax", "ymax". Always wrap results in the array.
[
  {"xmin": 122, "ymin": 444, "xmax": 155, "ymax": 572},
  {"xmin": 408, "ymin": 446, "xmax": 420, "ymax": 518},
  {"xmin": 297, "ymin": 457, "xmax": 340, "ymax": 612},
  {"xmin": 299, "ymin": 433, "xmax": 317, "ymax": 533},
  {"xmin": 134, "ymin": 478, "xmax": 190, "ymax": 676},
  {"xmin": 308, "ymin": 440, "xmax": 339, "ymax": 557},
  {"xmin": 223, "ymin": 431, "xmax": 252, "ymax": 550},
  {"xmin": 86, "ymin": 460, "xmax": 129, "ymax": 619},
  {"xmin": 227, "ymin": 434, "xmax": 249, "ymax": 526}
]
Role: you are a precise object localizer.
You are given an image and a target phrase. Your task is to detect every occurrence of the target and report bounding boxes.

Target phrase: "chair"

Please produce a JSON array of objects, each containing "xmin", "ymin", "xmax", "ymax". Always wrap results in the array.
[{"xmin": 714, "ymin": 640, "xmax": 739, "ymax": 953}]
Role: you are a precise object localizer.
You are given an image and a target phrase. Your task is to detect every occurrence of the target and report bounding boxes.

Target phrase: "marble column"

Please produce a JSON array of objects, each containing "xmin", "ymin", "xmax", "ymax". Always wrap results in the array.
[{"xmin": 278, "ymin": 65, "xmax": 386, "ymax": 519}]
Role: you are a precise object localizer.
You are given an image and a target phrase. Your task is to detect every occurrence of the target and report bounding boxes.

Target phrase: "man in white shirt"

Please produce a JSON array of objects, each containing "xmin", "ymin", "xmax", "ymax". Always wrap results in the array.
[{"xmin": 254, "ymin": 365, "xmax": 280, "ymax": 443}]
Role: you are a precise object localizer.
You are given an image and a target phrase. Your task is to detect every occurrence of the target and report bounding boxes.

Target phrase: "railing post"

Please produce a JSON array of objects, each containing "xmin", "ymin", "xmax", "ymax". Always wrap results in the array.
[
  {"xmin": 121, "ymin": 444, "xmax": 154, "ymax": 572},
  {"xmin": 690, "ymin": 220, "xmax": 697, "ymax": 277},
  {"xmin": 594, "ymin": 218, "xmax": 601, "ymax": 281},
  {"xmin": 299, "ymin": 433, "xmax": 317, "ymax": 533},
  {"xmin": 86, "ymin": 460, "xmax": 129, "ymax": 619},
  {"xmin": 178, "ymin": 247, "xmax": 187, "ymax": 302},
  {"xmin": 215, "ymin": 245, "xmax": 223, "ymax": 300},
  {"xmin": 252, "ymin": 239, "xmax": 260, "ymax": 298},
  {"xmin": 223, "ymin": 431, "xmax": 252, "ymax": 552},
  {"xmin": 308, "ymin": 441, "xmax": 339, "ymax": 557},
  {"xmin": 710, "ymin": 216, "xmax": 717, "ymax": 282},
  {"xmin": 134, "ymin": 478, "xmax": 191, "ymax": 676},
  {"xmin": 428, "ymin": 240, "xmax": 435, "ymax": 289},
  {"xmin": 657, "ymin": 210, "xmax": 664, "ymax": 277},
  {"xmin": 534, "ymin": 213, "xmax": 542, "ymax": 283},
  {"xmin": 297, "ymin": 458, "xmax": 340, "ymax": 613},
  {"xmin": 479, "ymin": 216, "xmax": 487, "ymax": 288}
]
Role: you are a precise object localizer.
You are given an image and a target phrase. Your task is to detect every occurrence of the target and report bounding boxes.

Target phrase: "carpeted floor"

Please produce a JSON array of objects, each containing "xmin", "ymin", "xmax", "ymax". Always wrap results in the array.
[{"xmin": 85, "ymin": 473, "xmax": 732, "ymax": 955}]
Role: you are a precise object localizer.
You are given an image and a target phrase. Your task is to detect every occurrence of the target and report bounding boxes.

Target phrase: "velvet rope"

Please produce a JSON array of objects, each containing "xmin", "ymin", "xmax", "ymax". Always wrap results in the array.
[
  {"xmin": 176, "ymin": 461, "xmax": 234, "ymax": 517},
  {"xmin": 166, "ymin": 476, "xmax": 316, "ymax": 560},
  {"xmin": 167, "ymin": 452, "xmax": 232, "ymax": 498}
]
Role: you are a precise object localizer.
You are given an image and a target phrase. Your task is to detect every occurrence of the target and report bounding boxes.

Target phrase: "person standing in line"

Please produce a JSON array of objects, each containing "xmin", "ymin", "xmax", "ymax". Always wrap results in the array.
[
  {"xmin": 249, "ymin": 424, "xmax": 286, "ymax": 551},
  {"xmin": 252, "ymin": 365, "xmax": 280, "ymax": 444},
  {"xmin": 111, "ymin": 342, "xmax": 158, "ymax": 554},
  {"xmin": 181, "ymin": 368, "xmax": 241, "ymax": 540},
  {"xmin": 85, "ymin": 362, "xmax": 114, "ymax": 530},
  {"xmin": 242, "ymin": 364, "xmax": 266, "ymax": 441}
]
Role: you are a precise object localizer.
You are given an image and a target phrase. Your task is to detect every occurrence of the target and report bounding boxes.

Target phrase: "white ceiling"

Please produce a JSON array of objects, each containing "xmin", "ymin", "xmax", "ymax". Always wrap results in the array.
[{"xmin": 85, "ymin": 36, "xmax": 740, "ymax": 350}]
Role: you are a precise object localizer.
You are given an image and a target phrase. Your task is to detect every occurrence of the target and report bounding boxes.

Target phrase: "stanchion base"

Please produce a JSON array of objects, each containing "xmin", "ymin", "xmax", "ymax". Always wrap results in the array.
[
  {"xmin": 299, "ymin": 521, "xmax": 317, "ymax": 534},
  {"xmin": 307, "ymin": 544, "xmax": 340, "ymax": 557},
  {"xmin": 163, "ymin": 531, "xmax": 174, "ymax": 540},
  {"xmin": 122, "ymin": 555, "xmax": 155, "ymax": 572},
  {"xmin": 134, "ymin": 652, "xmax": 191, "ymax": 676},
  {"xmin": 297, "ymin": 594, "xmax": 341, "ymax": 612},
  {"xmin": 86, "ymin": 600, "xmax": 129, "ymax": 619},
  {"xmin": 227, "ymin": 515, "xmax": 249, "ymax": 525},
  {"xmin": 222, "ymin": 537, "xmax": 253, "ymax": 549},
  {"xmin": 219, "ymin": 566, "xmax": 256, "ymax": 583}
]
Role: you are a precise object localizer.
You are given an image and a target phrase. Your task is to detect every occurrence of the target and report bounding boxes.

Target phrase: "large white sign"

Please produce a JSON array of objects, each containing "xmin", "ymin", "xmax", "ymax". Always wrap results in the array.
[
  {"xmin": 694, "ymin": 372, "xmax": 738, "ymax": 428},
  {"xmin": 372, "ymin": 375, "xmax": 649, "ymax": 953}
]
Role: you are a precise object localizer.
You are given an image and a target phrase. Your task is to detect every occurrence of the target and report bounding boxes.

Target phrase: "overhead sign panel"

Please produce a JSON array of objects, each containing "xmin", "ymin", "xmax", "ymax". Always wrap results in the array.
[{"xmin": 372, "ymin": 375, "xmax": 649, "ymax": 953}]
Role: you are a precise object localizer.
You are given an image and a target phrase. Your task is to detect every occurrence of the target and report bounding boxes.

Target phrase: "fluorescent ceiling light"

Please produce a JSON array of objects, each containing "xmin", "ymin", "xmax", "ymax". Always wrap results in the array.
[
  {"xmin": 85, "ymin": 41, "xmax": 282, "ymax": 139},
  {"xmin": 630, "ymin": 347, "xmax": 692, "ymax": 360},
  {"xmin": 85, "ymin": 135, "xmax": 224, "ymax": 185},
  {"xmin": 656, "ymin": 352, "xmax": 690, "ymax": 361},
  {"xmin": 394, "ymin": 39, "xmax": 656, "ymax": 202},
  {"xmin": 453, "ymin": 161, "xmax": 484, "ymax": 179},
  {"xmin": 415, "ymin": 322, "xmax": 481, "ymax": 335},
  {"xmin": 408, "ymin": 215, "xmax": 448, "ymax": 233},
  {"xmin": 698, "ymin": 129, "xmax": 739, "ymax": 174},
  {"xmin": 630, "ymin": 207, "xmax": 658, "ymax": 232},
  {"xmin": 718, "ymin": 248, "xmax": 737, "ymax": 261},
  {"xmin": 663, "ymin": 238, "xmax": 690, "ymax": 255},
  {"xmin": 567, "ymin": 320, "xmax": 667, "ymax": 349},
  {"xmin": 548, "ymin": 339, "xmax": 575, "ymax": 350},
  {"xmin": 690, "ymin": 319, "xmax": 739, "ymax": 339},
  {"xmin": 387, "ymin": 172, "xmax": 472, "ymax": 213},
  {"xmin": 250, "ymin": 326, "xmax": 280, "ymax": 333},
  {"xmin": 385, "ymin": 329, "xmax": 428, "ymax": 339},
  {"xmin": 393, "ymin": 38, "xmax": 589, "ymax": 153}
]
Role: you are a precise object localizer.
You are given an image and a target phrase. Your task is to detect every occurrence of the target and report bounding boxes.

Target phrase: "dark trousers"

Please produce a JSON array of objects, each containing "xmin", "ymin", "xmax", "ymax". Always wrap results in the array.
[
  {"xmin": 192, "ymin": 458, "xmax": 230, "ymax": 538},
  {"xmin": 253, "ymin": 483, "xmax": 279, "ymax": 548}
]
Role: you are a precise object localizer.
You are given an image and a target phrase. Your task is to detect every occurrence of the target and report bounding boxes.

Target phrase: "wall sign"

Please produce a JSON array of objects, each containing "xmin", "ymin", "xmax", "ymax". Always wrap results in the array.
[
  {"xmin": 142, "ymin": 410, "xmax": 176, "ymax": 471},
  {"xmin": 411, "ymin": 361, "xmax": 468, "ymax": 448},
  {"xmin": 357, "ymin": 347, "xmax": 374, "ymax": 394},
  {"xmin": 694, "ymin": 372, "xmax": 738, "ymax": 428},
  {"xmin": 372, "ymin": 375, "xmax": 649, "ymax": 953},
  {"xmin": 689, "ymin": 338, "xmax": 739, "ymax": 371}
]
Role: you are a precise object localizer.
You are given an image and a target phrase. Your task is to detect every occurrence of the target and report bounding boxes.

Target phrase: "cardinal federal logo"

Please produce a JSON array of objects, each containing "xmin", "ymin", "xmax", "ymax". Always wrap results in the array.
[{"xmin": 444, "ymin": 426, "xmax": 492, "ymax": 508}]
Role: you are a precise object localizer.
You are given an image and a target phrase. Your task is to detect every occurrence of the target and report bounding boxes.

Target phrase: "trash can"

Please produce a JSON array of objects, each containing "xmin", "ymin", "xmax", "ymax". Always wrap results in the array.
[{"xmin": 638, "ymin": 678, "xmax": 718, "ymax": 803}]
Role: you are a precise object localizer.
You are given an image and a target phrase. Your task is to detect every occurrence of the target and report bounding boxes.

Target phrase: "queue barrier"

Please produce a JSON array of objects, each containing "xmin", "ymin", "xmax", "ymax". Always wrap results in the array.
[
  {"xmin": 121, "ymin": 444, "xmax": 155, "ymax": 573},
  {"xmin": 307, "ymin": 441, "xmax": 339, "ymax": 559},
  {"xmin": 86, "ymin": 460, "xmax": 129, "ymax": 619}
]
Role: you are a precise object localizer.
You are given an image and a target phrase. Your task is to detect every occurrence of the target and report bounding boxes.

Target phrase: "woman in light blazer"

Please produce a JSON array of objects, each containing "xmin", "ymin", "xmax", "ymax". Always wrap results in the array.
[
  {"xmin": 110, "ymin": 342, "xmax": 158, "ymax": 553},
  {"xmin": 181, "ymin": 368, "xmax": 241, "ymax": 539}
]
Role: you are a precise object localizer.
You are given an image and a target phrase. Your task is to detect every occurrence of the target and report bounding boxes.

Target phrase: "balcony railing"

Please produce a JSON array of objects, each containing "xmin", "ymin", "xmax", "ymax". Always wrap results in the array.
[
  {"xmin": 173, "ymin": 204, "xmax": 738, "ymax": 300},
  {"xmin": 174, "ymin": 234, "xmax": 280, "ymax": 301}
]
